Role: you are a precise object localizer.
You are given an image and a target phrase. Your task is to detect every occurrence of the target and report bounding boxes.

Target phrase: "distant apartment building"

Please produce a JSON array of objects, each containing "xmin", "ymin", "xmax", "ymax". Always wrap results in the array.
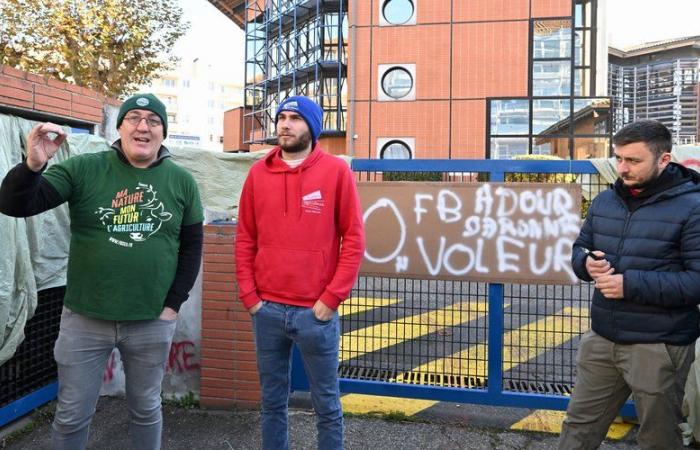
[
  {"xmin": 145, "ymin": 58, "xmax": 243, "ymax": 151},
  {"xmin": 210, "ymin": 0, "xmax": 610, "ymax": 159},
  {"xmin": 609, "ymin": 36, "xmax": 700, "ymax": 145}
]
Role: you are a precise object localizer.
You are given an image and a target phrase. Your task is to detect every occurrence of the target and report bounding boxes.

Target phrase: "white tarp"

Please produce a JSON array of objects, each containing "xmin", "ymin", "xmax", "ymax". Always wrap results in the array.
[
  {"xmin": 0, "ymin": 115, "xmax": 37, "ymax": 367},
  {"xmin": 0, "ymin": 116, "xmax": 103, "ymax": 365}
]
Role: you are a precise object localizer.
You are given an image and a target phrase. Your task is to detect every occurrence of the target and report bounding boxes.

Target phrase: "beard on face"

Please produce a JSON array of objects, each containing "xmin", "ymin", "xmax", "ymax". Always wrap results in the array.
[
  {"xmin": 279, "ymin": 130, "xmax": 312, "ymax": 154},
  {"xmin": 623, "ymin": 160, "xmax": 664, "ymax": 190}
]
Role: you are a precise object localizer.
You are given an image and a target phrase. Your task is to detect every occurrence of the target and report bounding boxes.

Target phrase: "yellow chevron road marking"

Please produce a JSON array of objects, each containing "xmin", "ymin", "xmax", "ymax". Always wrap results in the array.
[
  {"xmin": 340, "ymin": 304, "xmax": 599, "ymax": 440},
  {"xmin": 338, "ymin": 297, "xmax": 402, "ymax": 316},
  {"xmin": 341, "ymin": 393, "xmax": 437, "ymax": 416},
  {"xmin": 399, "ymin": 307, "xmax": 588, "ymax": 379},
  {"xmin": 511, "ymin": 410, "xmax": 633, "ymax": 440},
  {"xmin": 340, "ymin": 301, "xmax": 489, "ymax": 362},
  {"xmin": 496, "ymin": 309, "xmax": 626, "ymax": 438}
]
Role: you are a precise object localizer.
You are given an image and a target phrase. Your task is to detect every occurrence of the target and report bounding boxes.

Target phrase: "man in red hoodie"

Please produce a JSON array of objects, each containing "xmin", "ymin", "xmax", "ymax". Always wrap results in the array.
[{"xmin": 235, "ymin": 96, "xmax": 365, "ymax": 450}]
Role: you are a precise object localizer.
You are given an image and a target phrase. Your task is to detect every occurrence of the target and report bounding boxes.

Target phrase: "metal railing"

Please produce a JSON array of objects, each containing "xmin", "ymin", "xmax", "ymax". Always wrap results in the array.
[{"xmin": 0, "ymin": 287, "xmax": 63, "ymax": 427}]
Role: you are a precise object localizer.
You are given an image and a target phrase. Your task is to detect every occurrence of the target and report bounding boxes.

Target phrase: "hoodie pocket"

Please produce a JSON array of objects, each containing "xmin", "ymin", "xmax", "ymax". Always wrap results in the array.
[{"xmin": 255, "ymin": 246, "xmax": 327, "ymax": 299}]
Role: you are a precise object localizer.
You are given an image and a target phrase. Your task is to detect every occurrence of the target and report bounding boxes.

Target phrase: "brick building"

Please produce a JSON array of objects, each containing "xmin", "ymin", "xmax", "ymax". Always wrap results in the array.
[
  {"xmin": 0, "ymin": 65, "xmax": 120, "ymax": 137},
  {"xmin": 211, "ymin": 0, "xmax": 611, "ymax": 159}
]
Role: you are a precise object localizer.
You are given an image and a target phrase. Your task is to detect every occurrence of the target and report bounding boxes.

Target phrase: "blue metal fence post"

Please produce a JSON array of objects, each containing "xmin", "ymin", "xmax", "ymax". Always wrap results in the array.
[
  {"xmin": 487, "ymin": 167, "xmax": 506, "ymax": 398},
  {"xmin": 487, "ymin": 283, "xmax": 505, "ymax": 397},
  {"xmin": 489, "ymin": 170, "xmax": 505, "ymax": 183},
  {"xmin": 290, "ymin": 344, "xmax": 309, "ymax": 391}
]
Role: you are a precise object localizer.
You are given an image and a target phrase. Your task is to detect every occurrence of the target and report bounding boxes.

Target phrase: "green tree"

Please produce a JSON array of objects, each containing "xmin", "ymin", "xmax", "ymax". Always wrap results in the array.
[{"xmin": 0, "ymin": 0, "xmax": 189, "ymax": 98}]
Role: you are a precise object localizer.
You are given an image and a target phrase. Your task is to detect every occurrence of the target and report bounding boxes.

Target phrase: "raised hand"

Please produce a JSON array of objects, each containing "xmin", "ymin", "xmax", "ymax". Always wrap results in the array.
[{"xmin": 26, "ymin": 123, "xmax": 67, "ymax": 172}]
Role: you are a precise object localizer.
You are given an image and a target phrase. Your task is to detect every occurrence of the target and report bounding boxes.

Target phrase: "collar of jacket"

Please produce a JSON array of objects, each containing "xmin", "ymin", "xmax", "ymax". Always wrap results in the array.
[
  {"xmin": 614, "ymin": 162, "xmax": 700, "ymax": 204},
  {"xmin": 263, "ymin": 142, "xmax": 324, "ymax": 173},
  {"xmin": 110, "ymin": 139, "xmax": 172, "ymax": 168}
]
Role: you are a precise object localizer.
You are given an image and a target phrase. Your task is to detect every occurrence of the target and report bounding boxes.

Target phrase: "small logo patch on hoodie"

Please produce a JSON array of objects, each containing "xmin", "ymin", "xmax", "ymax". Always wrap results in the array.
[{"xmin": 301, "ymin": 190, "xmax": 324, "ymax": 214}]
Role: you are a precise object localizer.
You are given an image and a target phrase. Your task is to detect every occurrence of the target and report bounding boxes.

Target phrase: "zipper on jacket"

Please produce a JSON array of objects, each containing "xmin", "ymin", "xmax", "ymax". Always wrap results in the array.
[
  {"xmin": 616, "ymin": 210, "xmax": 632, "ymax": 256},
  {"xmin": 611, "ymin": 208, "xmax": 633, "ymax": 340}
]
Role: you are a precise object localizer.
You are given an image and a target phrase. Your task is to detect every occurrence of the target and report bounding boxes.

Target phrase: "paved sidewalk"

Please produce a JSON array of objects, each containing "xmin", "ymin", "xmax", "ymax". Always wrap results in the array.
[{"xmin": 0, "ymin": 396, "xmax": 646, "ymax": 450}]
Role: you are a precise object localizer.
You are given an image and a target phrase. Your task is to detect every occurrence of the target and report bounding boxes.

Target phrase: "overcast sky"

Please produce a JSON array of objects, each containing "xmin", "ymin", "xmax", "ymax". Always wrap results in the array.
[
  {"xmin": 606, "ymin": 0, "xmax": 700, "ymax": 48},
  {"xmin": 174, "ymin": 0, "xmax": 245, "ymax": 83}
]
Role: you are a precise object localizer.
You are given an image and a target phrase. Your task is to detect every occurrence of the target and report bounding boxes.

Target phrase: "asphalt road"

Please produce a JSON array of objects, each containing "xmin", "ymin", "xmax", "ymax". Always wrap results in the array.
[{"xmin": 2, "ymin": 396, "xmax": 644, "ymax": 450}]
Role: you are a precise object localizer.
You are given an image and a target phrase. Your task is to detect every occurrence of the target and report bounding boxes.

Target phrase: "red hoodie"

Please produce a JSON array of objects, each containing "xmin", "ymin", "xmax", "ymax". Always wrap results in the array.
[{"xmin": 235, "ymin": 144, "xmax": 365, "ymax": 310}]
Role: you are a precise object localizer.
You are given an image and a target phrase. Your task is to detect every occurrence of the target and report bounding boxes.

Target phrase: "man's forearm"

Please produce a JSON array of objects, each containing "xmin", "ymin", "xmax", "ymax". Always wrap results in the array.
[
  {"xmin": 0, "ymin": 161, "xmax": 63, "ymax": 217},
  {"xmin": 163, "ymin": 222, "xmax": 204, "ymax": 312},
  {"xmin": 320, "ymin": 175, "xmax": 365, "ymax": 309},
  {"xmin": 624, "ymin": 269, "xmax": 700, "ymax": 308},
  {"xmin": 234, "ymin": 245, "xmax": 261, "ymax": 309},
  {"xmin": 234, "ymin": 181, "xmax": 262, "ymax": 309}
]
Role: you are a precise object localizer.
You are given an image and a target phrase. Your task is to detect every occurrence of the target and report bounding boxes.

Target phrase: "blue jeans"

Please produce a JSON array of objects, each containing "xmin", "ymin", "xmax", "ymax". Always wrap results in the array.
[
  {"xmin": 51, "ymin": 307, "xmax": 176, "ymax": 450},
  {"xmin": 252, "ymin": 301, "xmax": 343, "ymax": 450}
]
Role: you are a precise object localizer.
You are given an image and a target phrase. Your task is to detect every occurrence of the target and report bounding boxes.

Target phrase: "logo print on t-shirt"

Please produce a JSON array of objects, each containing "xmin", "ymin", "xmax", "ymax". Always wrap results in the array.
[
  {"xmin": 301, "ymin": 190, "xmax": 324, "ymax": 214},
  {"xmin": 94, "ymin": 182, "xmax": 173, "ymax": 247}
]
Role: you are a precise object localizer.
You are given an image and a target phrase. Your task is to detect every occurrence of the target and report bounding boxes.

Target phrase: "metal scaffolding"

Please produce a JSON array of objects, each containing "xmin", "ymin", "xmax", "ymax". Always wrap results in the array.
[
  {"xmin": 609, "ymin": 58, "xmax": 700, "ymax": 145},
  {"xmin": 243, "ymin": 0, "xmax": 348, "ymax": 145}
]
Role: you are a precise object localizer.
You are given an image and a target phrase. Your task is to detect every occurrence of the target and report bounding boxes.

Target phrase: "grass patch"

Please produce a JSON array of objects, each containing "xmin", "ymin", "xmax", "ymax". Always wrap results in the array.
[
  {"xmin": 162, "ymin": 391, "xmax": 198, "ymax": 410},
  {"xmin": 344, "ymin": 409, "xmax": 418, "ymax": 423}
]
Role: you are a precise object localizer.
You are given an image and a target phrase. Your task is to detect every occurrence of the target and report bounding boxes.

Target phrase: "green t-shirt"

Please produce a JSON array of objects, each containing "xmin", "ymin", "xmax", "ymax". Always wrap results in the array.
[{"xmin": 43, "ymin": 150, "xmax": 203, "ymax": 320}]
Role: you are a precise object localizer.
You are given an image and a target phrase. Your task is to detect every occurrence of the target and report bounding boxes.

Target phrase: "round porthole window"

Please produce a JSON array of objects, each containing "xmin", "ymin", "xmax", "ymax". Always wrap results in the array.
[
  {"xmin": 381, "ymin": 67, "xmax": 414, "ymax": 99},
  {"xmin": 382, "ymin": 0, "xmax": 415, "ymax": 25},
  {"xmin": 380, "ymin": 140, "xmax": 412, "ymax": 159}
]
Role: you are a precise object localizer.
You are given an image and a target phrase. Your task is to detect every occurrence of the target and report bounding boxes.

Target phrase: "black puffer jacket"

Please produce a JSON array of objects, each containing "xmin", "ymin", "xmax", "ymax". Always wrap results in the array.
[{"xmin": 573, "ymin": 163, "xmax": 700, "ymax": 345}]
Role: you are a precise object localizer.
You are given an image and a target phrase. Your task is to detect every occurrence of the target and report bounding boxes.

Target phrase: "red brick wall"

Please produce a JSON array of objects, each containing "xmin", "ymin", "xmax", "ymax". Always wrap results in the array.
[
  {"xmin": 200, "ymin": 224, "xmax": 261, "ymax": 409},
  {"xmin": 223, "ymin": 107, "xmax": 251, "ymax": 152},
  {"xmin": 0, "ymin": 65, "xmax": 119, "ymax": 124},
  {"xmin": 531, "ymin": 0, "xmax": 572, "ymax": 17}
]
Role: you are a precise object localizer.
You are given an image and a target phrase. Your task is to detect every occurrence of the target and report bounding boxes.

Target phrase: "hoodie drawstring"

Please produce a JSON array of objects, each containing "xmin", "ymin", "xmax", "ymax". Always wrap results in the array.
[{"xmin": 284, "ymin": 172, "xmax": 288, "ymax": 216}]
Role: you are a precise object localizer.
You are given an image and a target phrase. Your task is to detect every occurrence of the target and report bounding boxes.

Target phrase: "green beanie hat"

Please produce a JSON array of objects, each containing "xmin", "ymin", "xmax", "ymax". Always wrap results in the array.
[{"xmin": 117, "ymin": 93, "xmax": 168, "ymax": 137}]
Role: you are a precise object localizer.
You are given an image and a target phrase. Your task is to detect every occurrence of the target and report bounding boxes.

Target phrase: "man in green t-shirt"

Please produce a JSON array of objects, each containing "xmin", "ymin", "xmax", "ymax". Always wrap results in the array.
[{"xmin": 0, "ymin": 93, "xmax": 203, "ymax": 450}]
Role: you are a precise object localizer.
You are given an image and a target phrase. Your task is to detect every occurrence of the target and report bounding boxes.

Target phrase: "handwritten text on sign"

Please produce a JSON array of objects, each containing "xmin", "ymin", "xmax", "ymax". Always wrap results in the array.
[{"xmin": 359, "ymin": 182, "xmax": 582, "ymax": 284}]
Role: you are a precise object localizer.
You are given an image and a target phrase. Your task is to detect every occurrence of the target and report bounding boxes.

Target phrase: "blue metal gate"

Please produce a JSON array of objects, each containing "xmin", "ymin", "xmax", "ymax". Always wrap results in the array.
[{"xmin": 291, "ymin": 158, "xmax": 635, "ymax": 417}]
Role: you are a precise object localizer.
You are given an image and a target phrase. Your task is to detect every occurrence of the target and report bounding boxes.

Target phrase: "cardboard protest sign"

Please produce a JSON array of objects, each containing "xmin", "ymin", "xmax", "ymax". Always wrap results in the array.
[{"xmin": 359, "ymin": 182, "xmax": 582, "ymax": 284}]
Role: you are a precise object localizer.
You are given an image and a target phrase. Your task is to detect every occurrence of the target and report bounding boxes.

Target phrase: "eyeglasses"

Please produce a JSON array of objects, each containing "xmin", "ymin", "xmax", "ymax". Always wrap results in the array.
[{"xmin": 123, "ymin": 114, "xmax": 162, "ymax": 128}]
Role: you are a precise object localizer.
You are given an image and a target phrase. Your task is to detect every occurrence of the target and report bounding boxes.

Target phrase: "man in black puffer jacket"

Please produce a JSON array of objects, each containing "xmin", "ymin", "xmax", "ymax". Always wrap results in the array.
[{"xmin": 559, "ymin": 120, "xmax": 700, "ymax": 450}]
